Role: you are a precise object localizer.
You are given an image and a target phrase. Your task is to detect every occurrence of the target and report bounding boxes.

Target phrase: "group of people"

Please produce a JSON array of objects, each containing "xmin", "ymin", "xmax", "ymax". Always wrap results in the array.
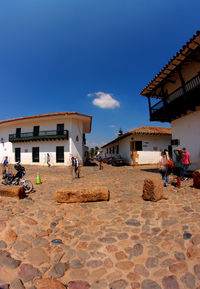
[{"xmin": 159, "ymin": 147, "xmax": 190, "ymax": 188}]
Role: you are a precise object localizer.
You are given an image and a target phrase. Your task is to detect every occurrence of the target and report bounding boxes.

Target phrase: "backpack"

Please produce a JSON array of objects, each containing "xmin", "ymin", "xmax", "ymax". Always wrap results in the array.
[{"xmin": 166, "ymin": 159, "xmax": 174, "ymax": 169}]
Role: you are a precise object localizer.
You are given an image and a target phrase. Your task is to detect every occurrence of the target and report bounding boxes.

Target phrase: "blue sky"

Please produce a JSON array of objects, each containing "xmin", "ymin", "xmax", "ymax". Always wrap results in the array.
[{"xmin": 0, "ymin": 0, "xmax": 199, "ymax": 147}]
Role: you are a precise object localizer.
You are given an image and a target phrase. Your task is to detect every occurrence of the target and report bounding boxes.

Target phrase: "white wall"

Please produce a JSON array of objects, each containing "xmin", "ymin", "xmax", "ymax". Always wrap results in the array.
[
  {"xmin": 102, "ymin": 134, "xmax": 171, "ymax": 165},
  {"xmin": 0, "ymin": 115, "xmax": 86, "ymax": 166},
  {"xmin": 136, "ymin": 151, "xmax": 161, "ymax": 164},
  {"xmin": 171, "ymin": 110, "xmax": 200, "ymax": 170}
]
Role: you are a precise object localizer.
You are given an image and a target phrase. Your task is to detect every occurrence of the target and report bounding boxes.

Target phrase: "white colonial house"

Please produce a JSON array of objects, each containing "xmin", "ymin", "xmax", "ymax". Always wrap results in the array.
[
  {"xmin": 0, "ymin": 111, "xmax": 92, "ymax": 166},
  {"xmin": 141, "ymin": 30, "xmax": 200, "ymax": 170},
  {"xmin": 101, "ymin": 126, "xmax": 172, "ymax": 165}
]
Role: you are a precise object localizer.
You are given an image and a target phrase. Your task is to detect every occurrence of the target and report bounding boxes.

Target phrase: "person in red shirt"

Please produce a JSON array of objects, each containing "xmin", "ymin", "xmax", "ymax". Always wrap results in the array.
[{"xmin": 181, "ymin": 147, "xmax": 190, "ymax": 181}]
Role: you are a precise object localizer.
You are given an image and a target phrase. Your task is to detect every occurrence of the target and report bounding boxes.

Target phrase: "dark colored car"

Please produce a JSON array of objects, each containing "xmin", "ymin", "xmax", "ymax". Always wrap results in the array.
[
  {"xmin": 107, "ymin": 157, "xmax": 115, "ymax": 164},
  {"xmin": 111, "ymin": 157, "xmax": 126, "ymax": 166}
]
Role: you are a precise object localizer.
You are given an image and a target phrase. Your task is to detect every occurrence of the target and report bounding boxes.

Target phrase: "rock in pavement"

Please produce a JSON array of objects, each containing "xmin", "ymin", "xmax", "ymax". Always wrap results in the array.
[
  {"xmin": 37, "ymin": 278, "xmax": 66, "ymax": 289},
  {"xmin": 10, "ymin": 278, "xmax": 25, "ymax": 289},
  {"xmin": 0, "ymin": 250, "xmax": 21, "ymax": 269}
]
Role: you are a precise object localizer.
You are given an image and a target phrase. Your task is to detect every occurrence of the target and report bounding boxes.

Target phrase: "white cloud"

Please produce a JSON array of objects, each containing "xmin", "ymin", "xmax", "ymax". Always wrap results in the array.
[
  {"xmin": 90, "ymin": 92, "xmax": 120, "ymax": 109},
  {"xmin": 109, "ymin": 124, "xmax": 116, "ymax": 128}
]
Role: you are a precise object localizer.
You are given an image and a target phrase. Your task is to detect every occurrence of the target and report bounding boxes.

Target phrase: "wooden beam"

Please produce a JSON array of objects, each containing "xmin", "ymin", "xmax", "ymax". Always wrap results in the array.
[
  {"xmin": 194, "ymin": 40, "xmax": 200, "ymax": 45},
  {"xmin": 147, "ymin": 96, "xmax": 152, "ymax": 118},
  {"xmin": 191, "ymin": 56, "xmax": 200, "ymax": 63},
  {"xmin": 169, "ymin": 63, "xmax": 177, "ymax": 67},
  {"xmin": 177, "ymin": 68, "xmax": 187, "ymax": 114}
]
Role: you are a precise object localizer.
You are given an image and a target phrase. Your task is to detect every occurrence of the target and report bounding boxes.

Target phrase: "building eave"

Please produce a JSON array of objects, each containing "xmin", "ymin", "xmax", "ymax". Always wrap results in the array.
[
  {"xmin": 140, "ymin": 30, "xmax": 200, "ymax": 98},
  {"xmin": 0, "ymin": 112, "xmax": 92, "ymax": 133}
]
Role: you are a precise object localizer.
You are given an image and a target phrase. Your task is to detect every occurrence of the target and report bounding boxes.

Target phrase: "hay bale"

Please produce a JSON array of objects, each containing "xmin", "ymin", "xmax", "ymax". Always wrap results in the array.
[
  {"xmin": 142, "ymin": 177, "xmax": 164, "ymax": 202},
  {"xmin": 55, "ymin": 187, "xmax": 110, "ymax": 203},
  {"xmin": 193, "ymin": 170, "xmax": 200, "ymax": 189},
  {"xmin": 0, "ymin": 185, "xmax": 26, "ymax": 199}
]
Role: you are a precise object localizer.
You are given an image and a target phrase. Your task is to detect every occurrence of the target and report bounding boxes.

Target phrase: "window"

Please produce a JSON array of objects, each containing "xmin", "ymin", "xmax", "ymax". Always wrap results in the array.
[
  {"xmin": 57, "ymin": 124, "xmax": 64, "ymax": 135},
  {"xmin": 116, "ymin": 145, "xmax": 119, "ymax": 154},
  {"xmin": 33, "ymin": 126, "xmax": 40, "ymax": 137},
  {"xmin": 109, "ymin": 147, "xmax": 112, "ymax": 154},
  {"xmin": 16, "ymin": 128, "xmax": 21, "ymax": 138},
  {"xmin": 56, "ymin": 146, "xmax": 64, "ymax": 163},
  {"xmin": 136, "ymin": 141, "xmax": 142, "ymax": 151},
  {"xmin": 113, "ymin": 146, "xmax": 115, "ymax": 154},
  {"xmin": 32, "ymin": 147, "xmax": 39, "ymax": 162},
  {"xmin": 15, "ymin": 148, "xmax": 21, "ymax": 162},
  {"xmin": 107, "ymin": 148, "xmax": 108, "ymax": 154},
  {"xmin": 171, "ymin": 139, "xmax": 180, "ymax": 146},
  {"xmin": 82, "ymin": 133, "xmax": 86, "ymax": 145},
  {"xmin": 130, "ymin": 141, "xmax": 143, "ymax": 151}
]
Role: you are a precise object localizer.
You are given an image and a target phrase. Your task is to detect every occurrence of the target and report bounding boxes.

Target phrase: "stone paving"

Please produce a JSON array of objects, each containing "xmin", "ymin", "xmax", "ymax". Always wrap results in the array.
[{"xmin": 0, "ymin": 163, "xmax": 200, "ymax": 288}]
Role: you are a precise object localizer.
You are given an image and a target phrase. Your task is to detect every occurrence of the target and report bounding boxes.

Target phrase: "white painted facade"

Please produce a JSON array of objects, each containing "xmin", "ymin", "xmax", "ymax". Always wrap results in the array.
[
  {"xmin": 102, "ymin": 134, "xmax": 171, "ymax": 165},
  {"xmin": 0, "ymin": 113, "xmax": 91, "ymax": 166},
  {"xmin": 171, "ymin": 109, "xmax": 200, "ymax": 171}
]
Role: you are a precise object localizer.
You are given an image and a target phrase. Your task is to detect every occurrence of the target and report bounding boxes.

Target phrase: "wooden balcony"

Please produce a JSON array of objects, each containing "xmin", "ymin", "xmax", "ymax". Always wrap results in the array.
[
  {"xmin": 9, "ymin": 130, "xmax": 69, "ymax": 142},
  {"xmin": 150, "ymin": 74, "xmax": 200, "ymax": 122}
]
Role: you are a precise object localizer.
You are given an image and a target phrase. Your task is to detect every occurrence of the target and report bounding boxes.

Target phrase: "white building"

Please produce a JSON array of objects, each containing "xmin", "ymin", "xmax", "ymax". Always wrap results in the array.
[
  {"xmin": 101, "ymin": 126, "xmax": 172, "ymax": 165},
  {"xmin": 0, "ymin": 112, "xmax": 92, "ymax": 166},
  {"xmin": 141, "ymin": 30, "xmax": 200, "ymax": 170}
]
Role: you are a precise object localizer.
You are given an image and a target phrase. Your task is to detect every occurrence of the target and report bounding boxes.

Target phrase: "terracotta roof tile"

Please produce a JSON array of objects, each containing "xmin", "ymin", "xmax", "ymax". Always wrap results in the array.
[
  {"xmin": 102, "ymin": 126, "xmax": 171, "ymax": 148},
  {"xmin": 130, "ymin": 126, "xmax": 171, "ymax": 135}
]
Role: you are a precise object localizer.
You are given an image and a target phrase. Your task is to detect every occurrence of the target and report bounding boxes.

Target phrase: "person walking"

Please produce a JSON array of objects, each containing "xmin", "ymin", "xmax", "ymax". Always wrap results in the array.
[
  {"xmin": 159, "ymin": 151, "xmax": 169, "ymax": 187},
  {"xmin": 99, "ymin": 157, "xmax": 103, "ymax": 170},
  {"xmin": 173, "ymin": 149, "xmax": 184, "ymax": 188},
  {"xmin": 181, "ymin": 147, "xmax": 190, "ymax": 181},
  {"xmin": 47, "ymin": 153, "xmax": 51, "ymax": 168},
  {"xmin": 74, "ymin": 157, "xmax": 80, "ymax": 178},
  {"xmin": 71, "ymin": 156, "xmax": 80, "ymax": 178},
  {"xmin": 2, "ymin": 156, "xmax": 9, "ymax": 175}
]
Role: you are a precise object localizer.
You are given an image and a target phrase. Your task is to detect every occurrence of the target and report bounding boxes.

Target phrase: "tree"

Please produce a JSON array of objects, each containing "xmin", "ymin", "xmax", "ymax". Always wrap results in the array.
[
  {"xmin": 94, "ymin": 146, "xmax": 99, "ymax": 155},
  {"xmin": 118, "ymin": 128, "xmax": 123, "ymax": 136},
  {"xmin": 90, "ymin": 147, "xmax": 95, "ymax": 158}
]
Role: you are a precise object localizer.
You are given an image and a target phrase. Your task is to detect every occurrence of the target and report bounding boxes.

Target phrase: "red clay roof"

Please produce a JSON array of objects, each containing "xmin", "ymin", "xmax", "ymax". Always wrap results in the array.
[
  {"xmin": 130, "ymin": 126, "xmax": 171, "ymax": 135},
  {"xmin": 0, "ymin": 111, "xmax": 92, "ymax": 126},
  {"xmin": 102, "ymin": 126, "xmax": 171, "ymax": 148},
  {"xmin": 140, "ymin": 30, "xmax": 200, "ymax": 97}
]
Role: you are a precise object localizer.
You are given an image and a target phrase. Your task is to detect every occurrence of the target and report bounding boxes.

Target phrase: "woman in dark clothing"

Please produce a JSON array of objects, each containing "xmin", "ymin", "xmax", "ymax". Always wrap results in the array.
[{"xmin": 173, "ymin": 149, "xmax": 184, "ymax": 188}]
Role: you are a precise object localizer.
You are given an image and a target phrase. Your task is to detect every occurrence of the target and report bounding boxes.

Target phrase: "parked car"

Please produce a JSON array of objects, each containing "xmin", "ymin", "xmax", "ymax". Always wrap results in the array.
[
  {"xmin": 107, "ymin": 157, "xmax": 115, "ymax": 164},
  {"xmin": 111, "ymin": 157, "xmax": 126, "ymax": 166}
]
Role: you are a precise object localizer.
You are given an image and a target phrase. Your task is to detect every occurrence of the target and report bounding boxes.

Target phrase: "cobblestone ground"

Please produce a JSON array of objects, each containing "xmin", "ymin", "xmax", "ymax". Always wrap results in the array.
[{"xmin": 0, "ymin": 163, "xmax": 200, "ymax": 289}]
